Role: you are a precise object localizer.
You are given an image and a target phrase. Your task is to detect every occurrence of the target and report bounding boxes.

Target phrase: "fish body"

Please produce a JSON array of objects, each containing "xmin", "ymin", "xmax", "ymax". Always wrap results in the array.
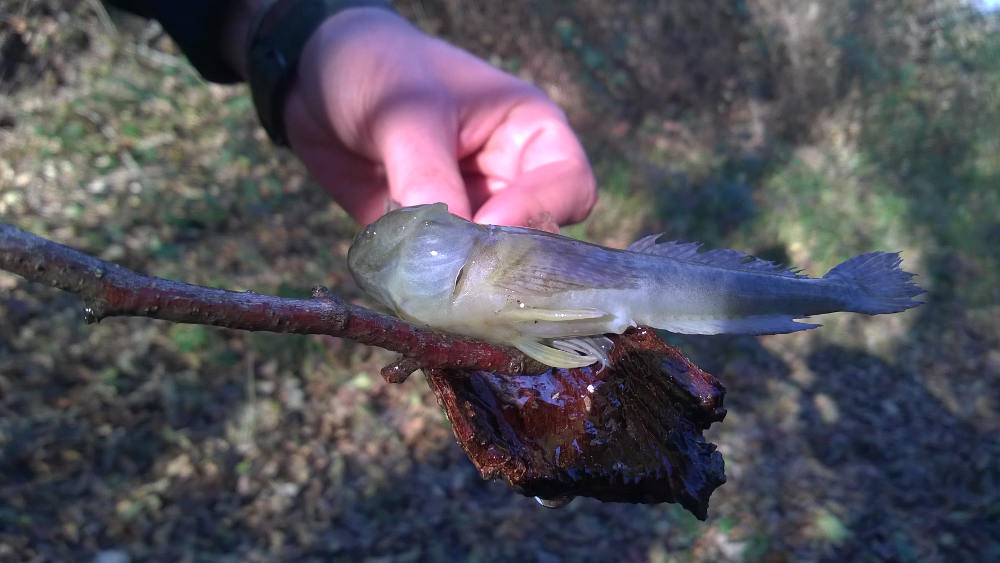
[{"xmin": 348, "ymin": 203, "xmax": 923, "ymax": 368}]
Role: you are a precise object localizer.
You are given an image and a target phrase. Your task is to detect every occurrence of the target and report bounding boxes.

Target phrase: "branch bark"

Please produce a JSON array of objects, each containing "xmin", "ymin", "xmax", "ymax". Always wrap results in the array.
[{"xmin": 0, "ymin": 222, "xmax": 546, "ymax": 380}]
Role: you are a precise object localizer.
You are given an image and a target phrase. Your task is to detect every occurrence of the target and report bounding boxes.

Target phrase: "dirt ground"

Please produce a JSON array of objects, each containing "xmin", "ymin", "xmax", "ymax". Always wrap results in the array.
[{"xmin": 1, "ymin": 0, "xmax": 999, "ymax": 561}]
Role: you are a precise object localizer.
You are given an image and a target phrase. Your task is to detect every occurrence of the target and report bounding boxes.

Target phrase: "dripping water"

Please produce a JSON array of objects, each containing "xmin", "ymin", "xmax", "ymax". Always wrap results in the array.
[{"xmin": 534, "ymin": 495, "xmax": 575, "ymax": 509}]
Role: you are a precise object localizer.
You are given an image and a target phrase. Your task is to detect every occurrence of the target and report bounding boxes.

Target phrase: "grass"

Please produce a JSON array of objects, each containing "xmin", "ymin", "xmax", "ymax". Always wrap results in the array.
[{"xmin": 1, "ymin": 0, "xmax": 999, "ymax": 561}]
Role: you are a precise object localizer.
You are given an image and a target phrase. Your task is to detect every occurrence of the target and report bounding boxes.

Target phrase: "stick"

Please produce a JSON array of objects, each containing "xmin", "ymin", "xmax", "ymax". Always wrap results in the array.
[{"xmin": 0, "ymin": 222, "xmax": 546, "ymax": 381}]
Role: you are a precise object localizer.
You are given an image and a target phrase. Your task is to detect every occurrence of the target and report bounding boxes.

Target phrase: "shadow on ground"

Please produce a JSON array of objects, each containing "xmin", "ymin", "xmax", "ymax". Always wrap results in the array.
[{"xmin": 1, "ymin": 0, "xmax": 998, "ymax": 561}]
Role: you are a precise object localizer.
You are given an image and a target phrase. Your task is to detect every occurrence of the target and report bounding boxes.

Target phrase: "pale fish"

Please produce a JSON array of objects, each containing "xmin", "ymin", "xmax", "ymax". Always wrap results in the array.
[{"xmin": 348, "ymin": 203, "xmax": 924, "ymax": 369}]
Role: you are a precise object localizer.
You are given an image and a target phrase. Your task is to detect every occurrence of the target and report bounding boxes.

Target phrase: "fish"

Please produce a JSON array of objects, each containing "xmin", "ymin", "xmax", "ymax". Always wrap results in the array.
[{"xmin": 347, "ymin": 203, "xmax": 924, "ymax": 369}]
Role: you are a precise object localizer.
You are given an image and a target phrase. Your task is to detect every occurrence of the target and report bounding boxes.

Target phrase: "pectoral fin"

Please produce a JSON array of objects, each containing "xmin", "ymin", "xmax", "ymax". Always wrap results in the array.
[
  {"xmin": 512, "ymin": 337, "xmax": 597, "ymax": 369},
  {"xmin": 497, "ymin": 306, "xmax": 610, "ymax": 323}
]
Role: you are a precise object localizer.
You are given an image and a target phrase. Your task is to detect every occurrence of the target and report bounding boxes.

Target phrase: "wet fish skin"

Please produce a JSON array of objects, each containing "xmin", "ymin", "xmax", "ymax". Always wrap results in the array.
[{"xmin": 348, "ymin": 203, "xmax": 924, "ymax": 368}]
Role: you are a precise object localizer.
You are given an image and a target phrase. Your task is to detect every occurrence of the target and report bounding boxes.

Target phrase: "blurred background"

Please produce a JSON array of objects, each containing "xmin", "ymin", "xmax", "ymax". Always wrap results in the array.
[{"xmin": 1, "ymin": 0, "xmax": 998, "ymax": 560}]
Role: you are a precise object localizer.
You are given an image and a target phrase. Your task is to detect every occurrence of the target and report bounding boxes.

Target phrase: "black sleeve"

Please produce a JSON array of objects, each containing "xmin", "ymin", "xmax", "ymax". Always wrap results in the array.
[{"xmin": 103, "ymin": 0, "xmax": 242, "ymax": 83}]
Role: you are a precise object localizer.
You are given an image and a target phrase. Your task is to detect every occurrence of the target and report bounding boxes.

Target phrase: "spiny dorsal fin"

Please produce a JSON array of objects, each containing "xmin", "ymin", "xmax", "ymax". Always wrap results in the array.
[{"xmin": 627, "ymin": 234, "xmax": 807, "ymax": 278}]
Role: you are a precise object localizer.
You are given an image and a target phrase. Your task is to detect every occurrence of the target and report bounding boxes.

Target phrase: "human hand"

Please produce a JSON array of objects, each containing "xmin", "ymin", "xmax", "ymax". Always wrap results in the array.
[{"xmin": 280, "ymin": 8, "xmax": 596, "ymax": 229}]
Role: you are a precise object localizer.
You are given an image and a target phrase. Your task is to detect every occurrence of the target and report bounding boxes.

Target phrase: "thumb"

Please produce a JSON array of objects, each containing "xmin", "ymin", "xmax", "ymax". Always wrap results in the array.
[{"xmin": 372, "ymin": 91, "xmax": 471, "ymax": 219}]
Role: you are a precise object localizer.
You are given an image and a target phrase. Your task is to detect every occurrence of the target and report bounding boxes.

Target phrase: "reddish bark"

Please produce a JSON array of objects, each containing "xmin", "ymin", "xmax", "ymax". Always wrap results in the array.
[{"xmin": 0, "ymin": 222, "xmax": 545, "ymax": 379}]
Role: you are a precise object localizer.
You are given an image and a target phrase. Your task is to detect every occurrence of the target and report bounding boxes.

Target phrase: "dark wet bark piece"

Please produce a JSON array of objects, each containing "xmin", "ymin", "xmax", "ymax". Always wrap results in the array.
[{"xmin": 426, "ymin": 327, "xmax": 727, "ymax": 520}]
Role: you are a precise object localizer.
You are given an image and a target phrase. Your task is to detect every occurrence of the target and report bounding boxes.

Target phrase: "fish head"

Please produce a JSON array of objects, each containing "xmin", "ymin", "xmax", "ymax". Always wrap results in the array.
[
  {"xmin": 348, "ymin": 204, "xmax": 441, "ymax": 276},
  {"xmin": 348, "ymin": 203, "xmax": 481, "ymax": 316}
]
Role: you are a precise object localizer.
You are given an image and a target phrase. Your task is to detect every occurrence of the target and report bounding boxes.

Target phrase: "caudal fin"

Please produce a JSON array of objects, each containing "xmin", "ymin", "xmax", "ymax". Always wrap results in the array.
[{"xmin": 823, "ymin": 252, "xmax": 924, "ymax": 314}]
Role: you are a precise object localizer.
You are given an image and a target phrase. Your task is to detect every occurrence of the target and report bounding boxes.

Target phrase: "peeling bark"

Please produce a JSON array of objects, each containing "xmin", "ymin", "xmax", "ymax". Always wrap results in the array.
[{"xmin": 427, "ymin": 327, "xmax": 727, "ymax": 519}]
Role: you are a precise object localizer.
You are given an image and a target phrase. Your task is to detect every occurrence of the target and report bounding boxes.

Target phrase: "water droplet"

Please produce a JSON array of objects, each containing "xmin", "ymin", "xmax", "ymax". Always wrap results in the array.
[
  {"xmin": 82, "ymin": 307, "xmax": 98, "ymax": 324},
  {"xmin": 534, "ymin": 495, "xmax": 574, "ymax": 509}
]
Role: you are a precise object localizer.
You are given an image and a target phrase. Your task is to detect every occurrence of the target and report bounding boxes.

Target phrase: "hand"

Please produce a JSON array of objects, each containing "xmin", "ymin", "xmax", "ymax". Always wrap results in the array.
[{"xmin": 280, "ymin": 8, "xmax": 597, "ymax": 229}]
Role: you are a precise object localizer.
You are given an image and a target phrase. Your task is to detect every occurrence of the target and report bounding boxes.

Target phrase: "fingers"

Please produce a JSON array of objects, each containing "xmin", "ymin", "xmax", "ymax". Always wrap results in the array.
[
  {"xmin": 369, "ymin": 88, "xmax": 472, "ymax": 220},
  {"xmin": 470, "ymin": 102, "xmax": 597, "ymax": 228},
  {"xmin": 285, "ymin": 12, "xmax": 594, "ymax": 228},
  {"xmin": 287, "ymin": 12, "xmax": 473, "ymax": 223},
  {"xmin": 285, "ymin": 90, "xmax": 390, "ymax": 225},
  {"xmin": 473, "ymin": 160, "xmax": 596, "ymax": 230},
  {"xmin": 288, "ymin": 80, "xmax": 473, "ymax": 225}
]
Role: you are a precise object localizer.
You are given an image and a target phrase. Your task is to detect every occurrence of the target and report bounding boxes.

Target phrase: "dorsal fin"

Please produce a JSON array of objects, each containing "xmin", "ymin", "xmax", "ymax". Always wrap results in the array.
[{"xmin": 627, "ymin": 234, "xmax": 807, "ymax": 278}]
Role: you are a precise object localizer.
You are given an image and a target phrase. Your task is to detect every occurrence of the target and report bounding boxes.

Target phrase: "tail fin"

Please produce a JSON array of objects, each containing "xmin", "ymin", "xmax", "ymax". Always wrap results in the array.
[{"xmin": 823, "ymin": 252, "xmax": 924, "ymax": 314}]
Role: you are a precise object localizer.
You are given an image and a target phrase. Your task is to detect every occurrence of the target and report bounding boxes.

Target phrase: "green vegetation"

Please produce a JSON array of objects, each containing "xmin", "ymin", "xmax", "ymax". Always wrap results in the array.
[{"xmin": 1, "ymin": 0, "xmax": 997, "ymax": 560}]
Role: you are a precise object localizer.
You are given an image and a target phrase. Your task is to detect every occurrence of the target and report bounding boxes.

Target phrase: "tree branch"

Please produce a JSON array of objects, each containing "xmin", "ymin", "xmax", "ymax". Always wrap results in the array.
[
  {"xmin": 0, "ymin": 222, "xmax": 546, "ymax": 380},
  {"xmin": 1, "ymin": 221, "xmax": 729, "ymax": 517}
]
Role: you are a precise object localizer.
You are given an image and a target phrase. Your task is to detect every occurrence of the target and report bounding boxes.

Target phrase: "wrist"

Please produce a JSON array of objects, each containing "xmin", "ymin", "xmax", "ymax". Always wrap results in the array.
[
  {"xmin": 245, "ymin": 0, "xmax": 396, "ymax": 145},
  {"xmin": 220, "ymin": 0, "xmax": 274, "ymax": 80}
]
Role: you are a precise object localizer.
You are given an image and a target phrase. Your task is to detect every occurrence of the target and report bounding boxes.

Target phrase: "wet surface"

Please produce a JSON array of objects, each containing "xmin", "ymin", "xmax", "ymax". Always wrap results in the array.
[{"xmin": 426, "ymin": 327, "xmax": 727, "ymax": 519}]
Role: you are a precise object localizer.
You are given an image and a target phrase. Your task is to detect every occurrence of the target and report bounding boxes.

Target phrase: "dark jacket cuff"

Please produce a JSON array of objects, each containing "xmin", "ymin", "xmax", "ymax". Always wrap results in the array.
[{"xmin": 104, "ymin": 0, "xmax": 242, "ymax": 83}]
